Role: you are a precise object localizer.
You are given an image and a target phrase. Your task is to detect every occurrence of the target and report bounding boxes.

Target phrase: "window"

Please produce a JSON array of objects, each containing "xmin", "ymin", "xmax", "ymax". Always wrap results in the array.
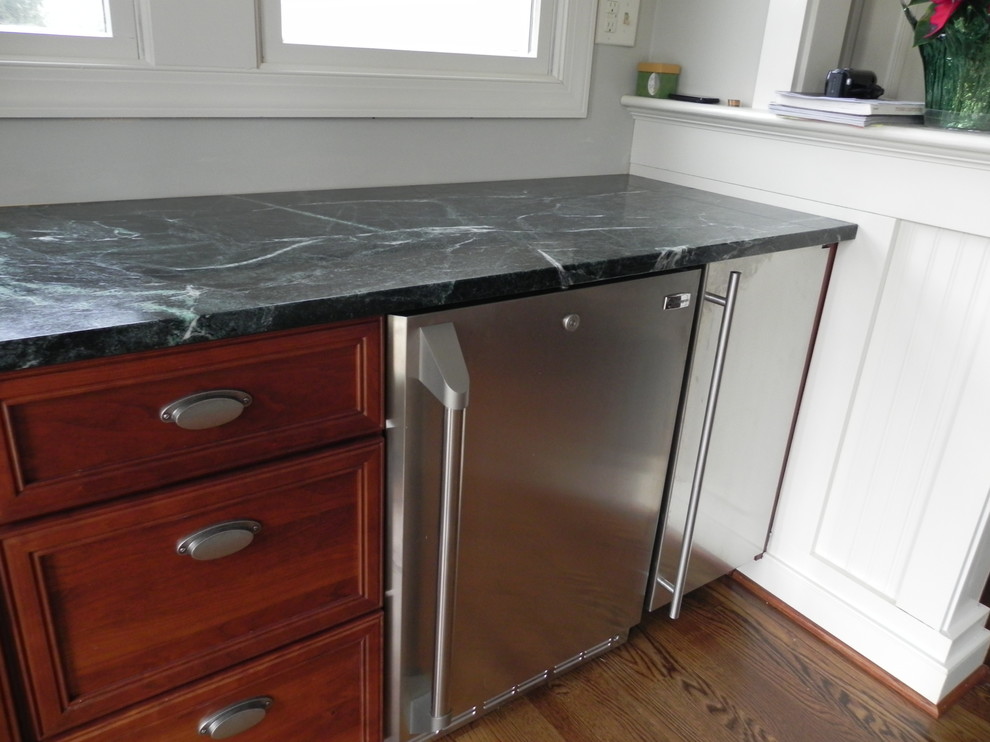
[
  {"xmin": 0, "ymin": 0, "xmax": 595, "ymax": 118},
  {"xmin": 277, "ymin": 0, "xmax": 539, "ymax": 57},
  {"xmin": 257, "ymin": 0, "xmax": 591, "ymax": 116},
  {"xmin": 0, "ymin": 0, "xmax": 111, "ymax": 37},
  {"xmin": 0, "ymin": 0, "xmax": 138, "ymax": 62}
]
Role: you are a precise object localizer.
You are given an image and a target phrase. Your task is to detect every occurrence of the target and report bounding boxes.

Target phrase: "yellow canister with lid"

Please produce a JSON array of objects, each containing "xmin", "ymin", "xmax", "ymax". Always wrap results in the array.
[{"xmin": 636, "ymin": 63, "xmax": 680, "ymax": 99}]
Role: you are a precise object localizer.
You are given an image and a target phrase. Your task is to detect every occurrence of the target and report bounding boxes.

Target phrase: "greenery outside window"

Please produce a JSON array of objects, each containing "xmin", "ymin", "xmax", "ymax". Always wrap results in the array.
[{"xmin": 0, "ymin": 0, "xmax": 139, "ymax": 62}]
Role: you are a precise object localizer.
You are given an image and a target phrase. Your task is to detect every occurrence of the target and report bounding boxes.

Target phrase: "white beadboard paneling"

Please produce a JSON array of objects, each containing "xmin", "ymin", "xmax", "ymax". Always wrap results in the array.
[
  {"xmin": 815, "ymin": 224, "xmax": 990, "ymax": 599},
  {"xmin": 894, "ymin": 237, "xmax": 990, "ymax": 630}
]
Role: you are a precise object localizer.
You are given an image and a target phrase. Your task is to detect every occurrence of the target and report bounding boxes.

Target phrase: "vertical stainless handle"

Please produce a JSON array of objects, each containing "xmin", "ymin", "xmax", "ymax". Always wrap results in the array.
[
  {"xmin": 669, "ymin": 270, "xmax": 741, "ymax": 619},
  {"xmin": 415, "ymin": 323, "xmax": 470, "ymax": 733},
  {"xmin": 431, "ymin": 405, "xmax": 465, "ymax": 730}
]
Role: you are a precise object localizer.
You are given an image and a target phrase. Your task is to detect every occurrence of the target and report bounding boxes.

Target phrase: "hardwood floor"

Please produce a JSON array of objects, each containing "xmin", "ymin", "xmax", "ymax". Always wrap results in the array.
[{"xmin": 447, "ymin": 577, "xmax": 990, "ymax": 742}]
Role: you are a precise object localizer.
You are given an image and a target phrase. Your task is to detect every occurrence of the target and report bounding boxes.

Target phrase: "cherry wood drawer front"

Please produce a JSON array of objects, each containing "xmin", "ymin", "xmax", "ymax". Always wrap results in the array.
[
  {"xmin": 0, "ymin": 320, "xmax": 382, "ymax": 522},
  {"xmin": 2, "ymin": 442, "xmax": 382, "ymax": 738},
  {"xmin": 59, "ymin": 614, "xmax": 381, "ymax": 742},
  {"xmin": 0, "ymin": 645, "xmax": 18, "ymax": 742}
]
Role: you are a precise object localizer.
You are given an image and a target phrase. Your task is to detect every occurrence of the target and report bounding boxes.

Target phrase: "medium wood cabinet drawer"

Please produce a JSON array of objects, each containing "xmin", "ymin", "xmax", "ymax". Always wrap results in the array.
[
  {"xmin": 58, "ymin": 613, "xmax": 382, "ymax": 742},
  {"xmin": 0, "ymin": 645, "xmax": 17, "ymax": 742},
  {"xmin": 0, "ymin": 320, "xmax": 382, "ymax": 522},
  {"xmin": 2, "ymin": 441, "xmax": 382, "ymax": 738}
]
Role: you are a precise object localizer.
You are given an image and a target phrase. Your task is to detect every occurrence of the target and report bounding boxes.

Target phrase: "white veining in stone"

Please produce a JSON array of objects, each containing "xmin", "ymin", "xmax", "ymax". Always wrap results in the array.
[{"xmin": 0, "ymin": 175, "xmax": 856, "ymax": 370}]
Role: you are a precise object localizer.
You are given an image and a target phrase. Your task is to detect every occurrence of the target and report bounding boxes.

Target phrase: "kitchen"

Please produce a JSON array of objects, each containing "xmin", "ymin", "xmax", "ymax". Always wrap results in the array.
[{"xmin": 1, "ymin": 1, "xmax": 989, "ymax": 740}]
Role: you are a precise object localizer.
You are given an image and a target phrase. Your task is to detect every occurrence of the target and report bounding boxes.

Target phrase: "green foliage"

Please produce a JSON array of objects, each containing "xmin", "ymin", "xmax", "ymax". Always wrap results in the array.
[
  {"xmin": 901, "ymin": 0, "xmax": 990, "ymax": 47},
  {"xmin": 0, "ymin": 0, "xmax": 44, "ymax": 26}
]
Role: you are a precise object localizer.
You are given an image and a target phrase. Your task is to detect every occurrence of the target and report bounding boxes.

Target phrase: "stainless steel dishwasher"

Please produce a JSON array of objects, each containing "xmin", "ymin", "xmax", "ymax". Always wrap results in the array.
[{"xmin": 385, "ymin": 268, "xmax": 702, "ymax": 741}]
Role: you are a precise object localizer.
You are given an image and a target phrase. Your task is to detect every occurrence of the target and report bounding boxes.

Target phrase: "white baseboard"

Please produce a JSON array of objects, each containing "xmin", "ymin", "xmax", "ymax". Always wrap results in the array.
[{"xmin": 739, "ymin": 555, "xmax": 990, "ymax": 704}]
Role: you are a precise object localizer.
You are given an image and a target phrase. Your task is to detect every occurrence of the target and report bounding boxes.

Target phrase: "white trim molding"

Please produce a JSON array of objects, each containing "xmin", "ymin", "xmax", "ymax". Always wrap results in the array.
[
  {"xmin": 622, "ymin": 96, "xmax": 990, "ymax": 172},
  {"xmin": 621, "ymin": 96, "xmax": 990, "ymax": 238}
]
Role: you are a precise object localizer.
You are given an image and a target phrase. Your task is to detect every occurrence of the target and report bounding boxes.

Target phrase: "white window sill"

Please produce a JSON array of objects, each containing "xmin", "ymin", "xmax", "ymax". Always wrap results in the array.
[
  {"xmin": 621, "ymin": 96, "xmax": 990, "ymax": 171},
  {"xmin": 0, "ymin": 62, "xmax": 591, "ymax": 118}
]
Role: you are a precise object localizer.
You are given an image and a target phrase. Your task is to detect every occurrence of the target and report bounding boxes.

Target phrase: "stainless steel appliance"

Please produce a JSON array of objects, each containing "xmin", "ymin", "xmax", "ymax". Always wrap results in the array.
[
  {"xmin": 645, "ymin": 247, "xmax": 831, "ymax": 617},
  {"xmin": 386, "ymin": 269, "xmax": 702, "ymax": 742}
]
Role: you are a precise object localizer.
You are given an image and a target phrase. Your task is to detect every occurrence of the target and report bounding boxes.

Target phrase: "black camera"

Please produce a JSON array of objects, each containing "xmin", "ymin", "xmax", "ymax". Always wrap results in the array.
[{"xmin": 824, "ymin": 68, "xmax": 884, "ymax": 99}]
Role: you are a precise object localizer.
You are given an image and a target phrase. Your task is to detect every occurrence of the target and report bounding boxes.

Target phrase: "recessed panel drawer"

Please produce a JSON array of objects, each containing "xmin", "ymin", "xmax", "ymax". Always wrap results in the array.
[
  {"xmin": 0, "ymin": 320, "xmax": 382, "ymax": 521},
  {"xmin": 58, "ymin": 614, "xmax": 381, "ymax": 742},
  {"xmin": 2, "ymin": 441, "xmax": 382, "ymax": 738}
]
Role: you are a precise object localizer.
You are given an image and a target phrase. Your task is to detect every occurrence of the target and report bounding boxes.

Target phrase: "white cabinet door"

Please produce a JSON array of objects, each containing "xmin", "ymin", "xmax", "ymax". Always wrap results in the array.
[{"xmin": 647, "ymin": 244, "xmax": 833, "ymax": 612}]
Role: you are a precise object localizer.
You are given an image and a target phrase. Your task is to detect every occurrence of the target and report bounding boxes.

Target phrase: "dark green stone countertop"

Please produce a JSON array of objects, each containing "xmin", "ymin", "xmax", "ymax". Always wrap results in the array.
[{"xmin": 0, "ymin": 175, "xmax": 856, "ymax": 372}]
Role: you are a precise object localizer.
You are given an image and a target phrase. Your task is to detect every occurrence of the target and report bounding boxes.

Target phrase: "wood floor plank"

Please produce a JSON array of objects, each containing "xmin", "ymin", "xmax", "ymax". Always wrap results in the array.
[
  {"xmin": 592, "ymin": 628, "xmax": 785, "ymax": 741},
  {"xmin": 686, "ymin": 582, "xmax": 988, "ymax": 741},
  {"xmin": 445, "ymin": 576, "xmax": 990, "ymax": 742},
  {"xmin": 447, "ymin": 697, "xmax": 567, "ymax": 742},
  {"xmin": 665, "ymin": 582, "xmax": 943, "ymax": 741}
]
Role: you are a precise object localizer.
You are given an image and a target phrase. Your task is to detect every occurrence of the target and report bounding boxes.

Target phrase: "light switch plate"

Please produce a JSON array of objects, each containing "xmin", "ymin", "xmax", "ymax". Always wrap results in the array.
[{"xmin": 595, "ymin": 0, "xmax": 640, "ymax": 47}]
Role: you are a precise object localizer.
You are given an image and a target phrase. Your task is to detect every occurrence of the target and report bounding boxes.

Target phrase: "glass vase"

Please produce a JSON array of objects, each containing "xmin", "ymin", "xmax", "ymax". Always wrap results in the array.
[{"xmin": 918, "ymin": 16, "xmax": 990, "ymax": 131}]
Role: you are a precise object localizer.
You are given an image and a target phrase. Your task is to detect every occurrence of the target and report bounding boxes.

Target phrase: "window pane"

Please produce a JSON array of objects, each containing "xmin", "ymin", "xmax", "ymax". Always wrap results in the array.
[
  {"xmin": 280, "ymin": 0, "xmax": 540, "ymax": 57},
  {"xmin": 0, "ymin": 0, "xmax": 110, "ymax": 37}
]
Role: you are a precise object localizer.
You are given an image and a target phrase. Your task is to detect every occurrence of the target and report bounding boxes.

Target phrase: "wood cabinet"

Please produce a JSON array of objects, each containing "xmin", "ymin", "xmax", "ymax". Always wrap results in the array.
[
  {"xmin": 0, "ymin": 645, "xmax": 17, "ymax": 742},
  {"xmin": 50, "ymin": 615, "xmax": 381, "ymax": 742},
  {"xmin": 0, "ymin": 320, "xmax": 383, "ymax": 742},
  {"xmin": 0, "ymin": 322, "xmax": 381, "ymax": 523}
]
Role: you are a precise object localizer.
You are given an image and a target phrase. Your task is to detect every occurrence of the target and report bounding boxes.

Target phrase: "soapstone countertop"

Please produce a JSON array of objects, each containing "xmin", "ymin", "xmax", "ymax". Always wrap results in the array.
[{"xmin": 0, "ymin": 174, "xmax": 857, "ymax": 372}]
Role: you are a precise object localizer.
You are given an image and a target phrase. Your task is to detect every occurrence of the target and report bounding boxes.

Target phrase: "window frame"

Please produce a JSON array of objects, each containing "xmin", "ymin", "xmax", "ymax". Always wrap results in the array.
[
  {"xmin": 0, "ymin": 0, "xmax": 140, "ymax": 63},
  {"xmin": 0, "ymin": 0, "xmax": 596, "ymax": 119}
]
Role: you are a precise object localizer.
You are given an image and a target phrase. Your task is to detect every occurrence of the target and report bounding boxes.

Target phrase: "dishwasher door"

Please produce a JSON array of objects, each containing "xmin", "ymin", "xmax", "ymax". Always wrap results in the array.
[
  {"xmin": 386, "ymin": 269, "xmax": 701, "ymax": 742},
  {"xmin": 647, "ymin": 246, "xmax": 832, "ymax": 614}
]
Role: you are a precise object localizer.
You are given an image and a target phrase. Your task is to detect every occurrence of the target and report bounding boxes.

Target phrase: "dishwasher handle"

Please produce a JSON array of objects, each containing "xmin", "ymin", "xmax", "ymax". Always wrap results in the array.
[
  {"xmin": 415, "ymin": 323, "xmax": 470, "ymax": 732},
  {"xmin": 668, "ymin": 270, "xmax": 741, "ymax": 619},
  {"xmin": 418, "ymin": 323, "xmax": 469, "ymax": 412}
]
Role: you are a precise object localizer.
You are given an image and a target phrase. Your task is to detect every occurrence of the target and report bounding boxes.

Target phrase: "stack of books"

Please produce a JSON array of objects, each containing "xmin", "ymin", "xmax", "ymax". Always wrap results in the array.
[{"xmin": 769, "ymin": 91, "xmax": 924, "ymax": 127}]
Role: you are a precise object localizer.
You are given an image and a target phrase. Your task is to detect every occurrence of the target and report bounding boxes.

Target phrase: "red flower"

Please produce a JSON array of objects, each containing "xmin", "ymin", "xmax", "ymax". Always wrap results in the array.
[{"xmin": 926, "ymin": 0, "xmax": 965, "ymax": 35}]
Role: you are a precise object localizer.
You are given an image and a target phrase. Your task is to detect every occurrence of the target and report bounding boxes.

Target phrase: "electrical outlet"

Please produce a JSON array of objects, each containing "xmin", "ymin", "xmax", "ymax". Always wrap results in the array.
[{"xmin": 595, "ymin": 0, "xmax": 640, "ymax": 47}]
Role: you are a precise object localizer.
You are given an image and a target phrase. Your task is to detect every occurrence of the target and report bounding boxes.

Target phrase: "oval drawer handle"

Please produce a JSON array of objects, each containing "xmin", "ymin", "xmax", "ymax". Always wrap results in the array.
[
  {"xmin": 160, "ymin": 390, "xmax": 253, "ymax": 430},
  {"xmin": 198, "ymin": 696, "xmax": 273, "ymax": 739},
  {"xmin": 177, "ymin": 520, "xmax": 262, "ymax": 561}
]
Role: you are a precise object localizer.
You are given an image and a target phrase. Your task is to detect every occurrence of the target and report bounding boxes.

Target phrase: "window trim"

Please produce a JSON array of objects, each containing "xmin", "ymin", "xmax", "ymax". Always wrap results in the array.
[
  {"xmin": 0, "ymin": 0, "xmax": 140, "ymax": 63},
  {"xmin": 0, "ymin": 0, "xmax": 595, "ymax": 119}
]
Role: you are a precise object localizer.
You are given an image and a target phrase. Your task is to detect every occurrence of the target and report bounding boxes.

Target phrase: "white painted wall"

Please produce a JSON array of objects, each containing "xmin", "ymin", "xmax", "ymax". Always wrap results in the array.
[
  {"xmin": 0, "ymin": 4, "xmax": 657, "ymax": 207},
  {"xmin": 5, "ymin": 0, "xmax": 910, "ymax": 209},
  {"xmin": 648, "ymin": 0, "xmax": 769, "ymax": 106}
]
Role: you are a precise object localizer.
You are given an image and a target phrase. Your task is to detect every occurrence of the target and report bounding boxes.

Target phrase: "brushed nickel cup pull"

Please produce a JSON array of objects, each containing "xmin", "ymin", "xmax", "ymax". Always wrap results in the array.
[
  {"xmin": 160, "ymin": 390, "xmax": 253, "ymax": 430},
  {"xmin": 198, "ymin": 696, "xmax": 273, "ymax": 739},
  {"xmin": 176, "ymin": 520, "xmax": 262, "ymax": 561}
]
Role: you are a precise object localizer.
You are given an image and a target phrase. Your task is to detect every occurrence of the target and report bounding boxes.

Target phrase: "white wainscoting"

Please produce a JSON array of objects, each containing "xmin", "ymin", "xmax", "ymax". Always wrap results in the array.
[
  {"xmin": 624, "ymin": 97, "xmax": 990, "ymax": 703},
  {"xmin": 817, "ymin": 223, "xmax": 990, "ymax": 609}
]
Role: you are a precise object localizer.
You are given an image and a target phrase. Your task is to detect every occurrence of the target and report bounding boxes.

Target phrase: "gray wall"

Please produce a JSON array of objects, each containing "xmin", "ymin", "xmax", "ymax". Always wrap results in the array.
[
  {"xmin": 650, "ymin": 0, "xmax": 769, "ymax": 106},
  {"xmin": 1, "ymin": 17, "xmax": 657, "ymax": 207}
]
